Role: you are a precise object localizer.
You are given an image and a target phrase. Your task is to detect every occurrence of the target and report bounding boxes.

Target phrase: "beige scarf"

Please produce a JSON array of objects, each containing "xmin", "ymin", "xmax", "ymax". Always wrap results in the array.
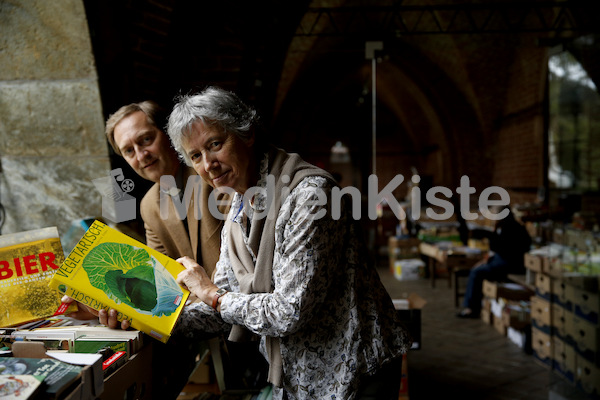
[{"xmin": 226, "ymin": 146, "xmax": 334, "ymax": 387}]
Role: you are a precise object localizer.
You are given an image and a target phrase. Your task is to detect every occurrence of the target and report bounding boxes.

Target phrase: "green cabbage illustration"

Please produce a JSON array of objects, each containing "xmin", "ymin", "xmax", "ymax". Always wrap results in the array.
[{"xmin": 82, "ymin": 242, "xmax": 183, "ymax": 317}]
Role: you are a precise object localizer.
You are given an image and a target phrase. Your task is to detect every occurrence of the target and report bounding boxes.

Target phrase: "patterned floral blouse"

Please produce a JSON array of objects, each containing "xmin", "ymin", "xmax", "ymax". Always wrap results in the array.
[{"xmin": 175, "ymin": 153, "xmax": 411, "ymax": 399}]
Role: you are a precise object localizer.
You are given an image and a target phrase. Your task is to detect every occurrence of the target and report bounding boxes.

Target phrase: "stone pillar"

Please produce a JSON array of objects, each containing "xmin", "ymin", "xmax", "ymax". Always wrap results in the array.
[{"xmin": 0, "ymin": 0, "xmax": 111, "ymax": 238}]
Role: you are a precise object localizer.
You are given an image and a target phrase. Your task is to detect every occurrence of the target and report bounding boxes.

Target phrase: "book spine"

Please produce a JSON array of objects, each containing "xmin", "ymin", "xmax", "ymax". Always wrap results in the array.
[
  {"xmin": 49, "ymin": 280, "xmax": 132, "ymax": 325},
  {"xmin": 48, "ymin": 280, "xmax": 171, "ymax": 344},
  {"xmin": 126, "ymin": 314, "xmax": 170, "ymax": 343},
  {"xmin": 51, "ymin": 221, "xmax": 107, "ymax": 280},
  {"xmin": 102, "ymin": 350, "xmax": 128, "ymax": 376}
]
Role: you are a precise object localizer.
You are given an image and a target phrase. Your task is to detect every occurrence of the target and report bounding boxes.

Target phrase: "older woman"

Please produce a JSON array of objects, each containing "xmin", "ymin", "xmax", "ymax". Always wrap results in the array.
[{"xmin": 167, "ymin": 86, "xmax": 411, "ymax": 400}]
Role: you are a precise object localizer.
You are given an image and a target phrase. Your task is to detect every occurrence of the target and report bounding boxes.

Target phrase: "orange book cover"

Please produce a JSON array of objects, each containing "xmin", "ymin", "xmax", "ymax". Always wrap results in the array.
[{"xmin": 49, "ymin": 220, "xmax": 189, "ymax": 343}]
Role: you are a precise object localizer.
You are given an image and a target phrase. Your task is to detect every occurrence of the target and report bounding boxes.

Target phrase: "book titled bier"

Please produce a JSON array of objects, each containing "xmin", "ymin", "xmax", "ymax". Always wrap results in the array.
[
  {"xmin": 0, "ymin": 227, "xmax": 76, "ymax": 328},
  {"xmin": 49, "ymin": 220, "xmax": 189, "ymax": 343}
]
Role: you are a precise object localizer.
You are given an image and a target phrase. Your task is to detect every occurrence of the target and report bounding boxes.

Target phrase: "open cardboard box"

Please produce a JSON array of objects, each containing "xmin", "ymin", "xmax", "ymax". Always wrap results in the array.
[
  {"xmin": 11, "ymin": 341, "xmax": 103, "ymax": 400},
  {"xmin": 393, "ymin": 293, "xmax": 427, "ymax": 350},
  {"xmin": 482, "ymin": 279, "xmax": 534, "ymax": 301},
  {"xmin": 10, "ymin": 340, "xmax": 153, "ymax": 400},
  {"xmin": 99, "ymin": 341, "xmax": 153, "ymax": 400}
]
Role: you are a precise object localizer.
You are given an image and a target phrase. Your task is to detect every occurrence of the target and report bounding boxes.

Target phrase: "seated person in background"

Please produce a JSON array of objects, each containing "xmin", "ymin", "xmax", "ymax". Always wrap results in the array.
[{"xmin": 457, "ymin": 206, "xmax": 531, "ymax": 318}]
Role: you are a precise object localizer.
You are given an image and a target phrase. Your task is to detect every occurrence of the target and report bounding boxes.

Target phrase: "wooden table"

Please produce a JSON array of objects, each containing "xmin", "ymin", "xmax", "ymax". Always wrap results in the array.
[{"xmin": 419, "ymin": 242, "xmax": 485, "ymax": 288}]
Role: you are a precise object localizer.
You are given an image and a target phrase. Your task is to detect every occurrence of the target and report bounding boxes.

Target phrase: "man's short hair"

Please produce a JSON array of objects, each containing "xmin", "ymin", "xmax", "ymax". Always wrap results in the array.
[{"xmin": 105, "ymin": 101, "xmax": 168, "ymax": 155}]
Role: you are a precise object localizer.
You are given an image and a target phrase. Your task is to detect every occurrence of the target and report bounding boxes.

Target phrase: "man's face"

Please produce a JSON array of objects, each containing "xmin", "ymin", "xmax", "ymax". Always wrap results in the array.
[
  {"xmin": 182, "ymin": 121, "xmax": 255, "ymax": 194},
  {"xmin": 113, "ymin": 111, "xmax": 179, "ymax": 183}
]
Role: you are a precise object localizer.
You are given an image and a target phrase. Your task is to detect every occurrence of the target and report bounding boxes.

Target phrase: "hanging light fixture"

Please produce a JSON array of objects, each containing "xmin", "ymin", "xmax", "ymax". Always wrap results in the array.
[{"xmin": 330, "ymin": 141, "xmax": 350, "ymax": 164}]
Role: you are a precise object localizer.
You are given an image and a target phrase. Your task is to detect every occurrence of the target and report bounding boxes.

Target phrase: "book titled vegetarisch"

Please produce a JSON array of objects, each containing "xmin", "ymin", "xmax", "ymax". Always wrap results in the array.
[{"xmin": 49, "ymin": 220, "xmax": 189, "ymax": 343}]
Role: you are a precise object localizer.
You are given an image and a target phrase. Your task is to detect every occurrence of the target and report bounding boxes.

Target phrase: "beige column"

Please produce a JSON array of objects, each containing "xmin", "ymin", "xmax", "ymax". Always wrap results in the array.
[{"xmin": 0, "ymin": 0, "xmax": 111, "ymax": 240}]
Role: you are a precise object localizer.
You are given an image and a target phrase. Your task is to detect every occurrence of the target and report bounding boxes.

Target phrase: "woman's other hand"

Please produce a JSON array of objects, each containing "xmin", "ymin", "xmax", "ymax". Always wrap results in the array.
[{"xmin": 176, "ymin": 256, "xmax": 218, "ymax": 306}]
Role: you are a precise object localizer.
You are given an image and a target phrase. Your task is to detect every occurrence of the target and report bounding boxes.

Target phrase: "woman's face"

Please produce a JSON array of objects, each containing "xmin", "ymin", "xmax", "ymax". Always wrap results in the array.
[{"xmin": 183, "ymin": 121, "xmax": 256, "ymax": 194}]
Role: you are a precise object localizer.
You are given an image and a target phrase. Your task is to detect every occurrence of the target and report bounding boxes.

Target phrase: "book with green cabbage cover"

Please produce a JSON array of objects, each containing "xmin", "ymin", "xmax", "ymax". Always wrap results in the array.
[{"xmin": 48, "ymin": 220, "xmax": 189, "ymax": 343}]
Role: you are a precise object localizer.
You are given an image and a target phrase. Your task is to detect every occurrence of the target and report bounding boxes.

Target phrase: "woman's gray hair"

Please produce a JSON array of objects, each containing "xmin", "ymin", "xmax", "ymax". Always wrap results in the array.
[{"xmin": 167, "ymin": 86, "xmax": 258, "ymax": 166}]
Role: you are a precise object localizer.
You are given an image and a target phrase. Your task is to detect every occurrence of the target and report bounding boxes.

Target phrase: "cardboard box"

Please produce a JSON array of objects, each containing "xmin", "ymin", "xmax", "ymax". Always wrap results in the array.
[
  {"xmin": 481, "ymin": 309, "xmax": 492, "ymax": 325},
  {"xmin": 524, "ymin": 252, "xmax": 543, "ymax": 272},
  {"xmin": 552, "ymin": 302, "xmax": 574, "ymax": 344},
  {"xmin": 526, "ymin": 244, "xmax": 565, "ymax": 277},
  {"xmin": 99, "ymin": 342, "xmax": 153, "ymax": 400},
  {"xmin": 545, "ymin": 260, "xmax": 563, "ymax": 279},
  {"xmin": 482, "ymin": 279, "xmax": 496, "ymax": 299},
  {"xmin": 187, "ymin": 350, "xmax": 211, "ymax": 385},
  {"xmin": 394, "ymin": 293, "xmax": 426, "ymax": 350},
  {"xmin": 494, "ymin": 311, "xmax": 507, "ymax": 336},
  {"xmin": 568, "ymin": 315, "xmax": 600, "ymax": 365},
  {"xmin": 502, "ymin": 303, "xmax": 531, "ymax": 331},
  {"xmin": 565, "ymin": 282, "xmax": 600, "ymax": 325},
  {"xmin": 389, "ymin": 237, "xmax": 421, "ymax": 273},
  {"xmin": 388, "ymin": 237, "xmax": 420, "ymax": 257},
  {"xmin": 551, "ymin": 278, "xmax": 572, "ymax": 310},
  {"xmin": 535, "ymin": 273, "xmax": 552, "ymax": 301},
  {"xmin": 563, "ymin": 273, "xmax": 600, "ymax": 293},
  {"xmin": 553, "ymin": 336, "xmax": 576, "ymax": 383},
  {"xmin": 10, "ymin": 341, "xmax": 101, "ymax": 400},
  {"xmin": 9, "ymin": 341, "xmax": 154, "ymax": 400},
  {"xmin": 481, "ymin": 298, "xmax": 493, "ymax": 325},
  {"xmin": 50, "ymin": 352, "xmax": 104, "ymax": 399},
  {"xmin": 532, "ymin": 327, "xmax": 552, "ymax": 368},
  {"xmin": 393, "ymin": 258, "xmax": 425, "ymax": 281},
  {"xmin": 482, "ymin": 280, "xmax": 534, "ymax": 302},
  {"xmin": 531, "ymin": 295, "xmax": 551, "ymax": 326},
  {"xmin": 575, "ymin": 355, "xmax": 600, "ymax": 398},
  {"xmin": 418, "ymin": 242, "xmax": 445, "ymax": 263},
  {"xmin": 543, "ymin": 256, "xmax": 566, "ymax": 278}
]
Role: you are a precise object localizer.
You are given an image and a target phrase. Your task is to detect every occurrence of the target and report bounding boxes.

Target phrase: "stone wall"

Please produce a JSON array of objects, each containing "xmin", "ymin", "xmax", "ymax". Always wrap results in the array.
[{"xmin": 0, "ymin": 0, "xmax": 111, "ymax": 239}]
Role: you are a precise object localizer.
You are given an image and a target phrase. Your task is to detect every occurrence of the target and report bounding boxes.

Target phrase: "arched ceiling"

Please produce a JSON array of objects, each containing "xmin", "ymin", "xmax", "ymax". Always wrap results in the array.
[{"xmin": 84, "ymin": 0, "xmax": 600, "ymax": 195}]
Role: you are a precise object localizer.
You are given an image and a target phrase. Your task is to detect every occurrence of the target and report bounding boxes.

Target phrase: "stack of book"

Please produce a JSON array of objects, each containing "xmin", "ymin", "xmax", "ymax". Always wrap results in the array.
[
  {"xmin": 1, "ymin": 222, "xmax": 192, "ymax": 399},
  {"xmin": 0, "ymin": 355, "xmax": 84, "ymax": 399}
]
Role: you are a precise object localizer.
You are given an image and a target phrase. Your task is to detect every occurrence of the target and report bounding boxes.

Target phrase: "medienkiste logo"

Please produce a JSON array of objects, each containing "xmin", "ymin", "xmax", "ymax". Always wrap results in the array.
[
  {"xmin": 92, "ymin": 169, "xmax": 136, "ymax": 223},
  {"xmin": 160, "ymin": 174, "xmax": 510, "ymax": 222},
  {"xmin": 94, "ymin": 172, "xmax": 511, "ymax": 223}
]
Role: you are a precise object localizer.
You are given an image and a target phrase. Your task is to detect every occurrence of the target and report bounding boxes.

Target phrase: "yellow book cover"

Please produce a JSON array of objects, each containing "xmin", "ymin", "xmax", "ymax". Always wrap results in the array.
[
  {"xmin": 49, "ymin": 220, "xmax": 189, "ymax": 343},
  {"xmin": 0, "ymin": 227, "xmax": 75, "ymax": 327}
]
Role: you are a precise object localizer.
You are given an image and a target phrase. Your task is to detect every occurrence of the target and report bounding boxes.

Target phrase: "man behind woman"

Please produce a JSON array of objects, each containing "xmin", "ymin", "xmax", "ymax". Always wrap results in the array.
[{"xmin": 75, "ymin": 86, "xmax": 411, "ymax": 400}]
